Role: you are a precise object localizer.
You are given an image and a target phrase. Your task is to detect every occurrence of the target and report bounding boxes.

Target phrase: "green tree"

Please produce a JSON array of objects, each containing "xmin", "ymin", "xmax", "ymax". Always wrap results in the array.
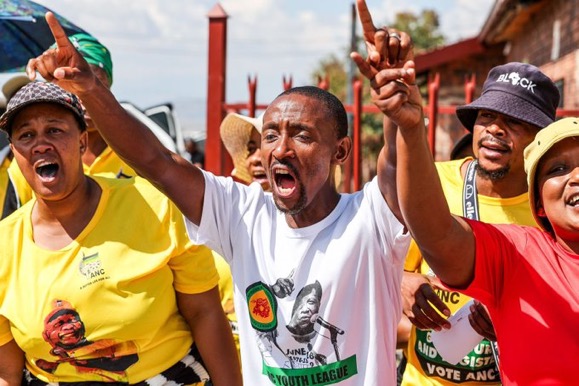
[{"xmin": 390, "ymin": 10, "xmax": 445, "ymax": 52}]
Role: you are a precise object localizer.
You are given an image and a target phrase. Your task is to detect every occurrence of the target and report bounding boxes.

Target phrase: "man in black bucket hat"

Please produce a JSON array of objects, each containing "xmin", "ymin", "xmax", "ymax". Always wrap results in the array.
[
  {"xmin": 456, "ymin": 62, "xmax": 560, "ymax": 131},
  {"xmin": 396, "ymin": 62, "xmax": 560, "ymax": 386}
]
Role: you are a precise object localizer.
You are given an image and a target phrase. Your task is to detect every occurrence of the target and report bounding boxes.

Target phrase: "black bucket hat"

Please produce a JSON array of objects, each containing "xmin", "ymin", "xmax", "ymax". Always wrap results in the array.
[
  {"xmin": 456, "ymin": 62, "xmax": 560, "ymax": 131},
  {"xmin": 0, "ymin": 82, "xmax": 86, "ymax": 134}
]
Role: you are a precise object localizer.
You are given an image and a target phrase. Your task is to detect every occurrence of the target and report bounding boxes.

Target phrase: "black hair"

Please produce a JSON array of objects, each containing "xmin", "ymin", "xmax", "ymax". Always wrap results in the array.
[{"xmin": 277, "ymin": 86, "xmax": 348, "ymax": 139}]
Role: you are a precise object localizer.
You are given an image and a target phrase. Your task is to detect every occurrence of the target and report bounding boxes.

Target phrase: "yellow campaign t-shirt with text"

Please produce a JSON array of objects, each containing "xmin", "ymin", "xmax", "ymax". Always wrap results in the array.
[{"xmin": 0, "ymin": 176, "xmax": 218, "ymax": 384}]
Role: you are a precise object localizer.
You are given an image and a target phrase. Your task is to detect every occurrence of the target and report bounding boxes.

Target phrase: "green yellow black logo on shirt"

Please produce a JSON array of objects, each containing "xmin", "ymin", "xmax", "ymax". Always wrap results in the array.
[{"xmin": 79, "ymin": 251, "xmax": 109, "ymax": 289}]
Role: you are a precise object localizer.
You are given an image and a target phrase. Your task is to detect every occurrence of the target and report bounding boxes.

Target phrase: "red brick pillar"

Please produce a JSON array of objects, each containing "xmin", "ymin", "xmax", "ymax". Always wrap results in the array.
[{"xmin": 205, "ymin": 4, "xmax": 232, "ymax": 176}]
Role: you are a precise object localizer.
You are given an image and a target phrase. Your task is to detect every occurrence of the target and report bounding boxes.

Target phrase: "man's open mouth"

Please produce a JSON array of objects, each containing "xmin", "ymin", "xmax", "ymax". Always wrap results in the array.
[{"xmin": 273, "ymin": 168, "xmax": 297, "ymax": 196}]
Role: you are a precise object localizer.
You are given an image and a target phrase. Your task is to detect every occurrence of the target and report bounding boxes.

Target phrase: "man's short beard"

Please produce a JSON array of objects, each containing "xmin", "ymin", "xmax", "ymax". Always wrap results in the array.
[
  {"xmin": 476, "ymin": 163, "xmax": 510, "ymax": 181},
  {"xmin": 275, "ymin": 183, "xmax": 308, "ymax": 215}
]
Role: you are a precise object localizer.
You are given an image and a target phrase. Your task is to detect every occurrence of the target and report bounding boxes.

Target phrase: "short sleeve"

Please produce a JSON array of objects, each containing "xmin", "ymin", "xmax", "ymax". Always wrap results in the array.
[
  {"xmin": 0, "ymin": 315, "xmax": 13, "ymax": 347},
  {"xmin": 168, "ymin": 200, "xmax": 219, "ymax": 294},
  {"xmin": 365, "ymin": 177, "xmax": 410, "ymax": 266}
]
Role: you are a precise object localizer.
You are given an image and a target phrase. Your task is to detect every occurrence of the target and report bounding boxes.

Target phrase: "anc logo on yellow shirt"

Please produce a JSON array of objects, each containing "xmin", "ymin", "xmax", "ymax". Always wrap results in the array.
[
  {"xmin": 79, "ymin": 252, "xmax": 106, "ymax": 279},
  {"xmin": 79, "ymin": 251, "xmax": 110, "ymax": 290},
  {"xmin": 246, "ymin": 282, "xmax": 278, "ymax": 332}
]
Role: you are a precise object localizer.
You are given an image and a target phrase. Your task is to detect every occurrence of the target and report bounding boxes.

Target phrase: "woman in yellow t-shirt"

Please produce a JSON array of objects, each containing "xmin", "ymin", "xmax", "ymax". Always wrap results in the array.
[{"xmin": 0, "ymin": 82, "xmax": 241, "ymax": 386}]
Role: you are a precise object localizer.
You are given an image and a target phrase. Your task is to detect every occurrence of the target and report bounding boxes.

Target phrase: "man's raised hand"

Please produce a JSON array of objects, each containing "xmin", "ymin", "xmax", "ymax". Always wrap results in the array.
[{"xmin": 351, "ymin": 0, "xmax": 414, "ymax": 80}]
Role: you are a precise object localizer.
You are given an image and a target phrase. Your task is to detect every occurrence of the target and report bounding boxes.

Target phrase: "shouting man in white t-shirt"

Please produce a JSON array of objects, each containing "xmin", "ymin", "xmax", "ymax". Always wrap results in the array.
[{"xmin": 24, "ymin": 4, "xmax": 415, "ymax": 384}]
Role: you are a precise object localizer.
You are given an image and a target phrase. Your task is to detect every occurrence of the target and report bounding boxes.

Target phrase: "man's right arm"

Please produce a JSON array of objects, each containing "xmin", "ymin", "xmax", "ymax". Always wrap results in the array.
[
  {"xmin": 392, "ymin": 65, "xmax": 476, "ymax": 288},
  {"xmin": 26, "ymin": 12, "xmax": 206, "ymax": 225}
]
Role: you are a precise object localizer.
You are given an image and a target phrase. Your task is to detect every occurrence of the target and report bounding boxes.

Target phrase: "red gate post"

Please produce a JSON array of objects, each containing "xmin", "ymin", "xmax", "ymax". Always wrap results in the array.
[
  {"xmin": 352, "ymin": 78, "xmax": 363, "ymax": 192},
  {"xmin": 464, "ymin": 73, "xmax": 476, "ymax": 105},
  {"xmin": 427, "ymin": 72, "xmax": 440, "ymax": 156},
  {"xmin": 205, "ymin": 4, "xmax": 229, "ymax": 176},
  {"xmin": 248, "ymin": 75, "xmax": 257, "ymax": 117},
  {"xmin": 282, "ymin": 75, "xmax": 293, "ymax": 91},
  {"xmin": 317, "ymin": 74, "xmax": 330, "ymax": 90}
]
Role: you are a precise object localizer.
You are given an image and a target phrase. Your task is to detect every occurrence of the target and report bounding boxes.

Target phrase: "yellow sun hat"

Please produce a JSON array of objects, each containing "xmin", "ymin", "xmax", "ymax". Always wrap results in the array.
[
  {"xmin": 219, "ymin": 112, "xmax": 263, "ymax": 184},
  {"xmin": 524, "ymin": 117, "xmax": 579, "ymax": 231}
]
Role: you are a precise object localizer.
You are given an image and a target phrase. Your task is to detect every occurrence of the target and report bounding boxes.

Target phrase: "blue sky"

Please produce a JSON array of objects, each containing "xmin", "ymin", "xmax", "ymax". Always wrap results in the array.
[{"xmin": 33, "ymin": 0, "xmax": 494, "ymax": 136}]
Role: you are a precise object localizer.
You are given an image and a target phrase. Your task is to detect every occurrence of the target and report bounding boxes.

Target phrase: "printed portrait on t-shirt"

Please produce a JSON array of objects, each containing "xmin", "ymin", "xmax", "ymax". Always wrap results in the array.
[
  {"xmin": 37, "ymin": 299, "xmax": 138, "ymax": 378},
  {"xmin": 247, "ymin": 278, "xmax": 348, "ymax": 376}
]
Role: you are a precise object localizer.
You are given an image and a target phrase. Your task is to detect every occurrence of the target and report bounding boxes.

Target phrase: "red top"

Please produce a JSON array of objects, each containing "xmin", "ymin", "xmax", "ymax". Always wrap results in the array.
[{"xmin": 446, "ymin": 219, "xmax": 579, "ymax": 385}]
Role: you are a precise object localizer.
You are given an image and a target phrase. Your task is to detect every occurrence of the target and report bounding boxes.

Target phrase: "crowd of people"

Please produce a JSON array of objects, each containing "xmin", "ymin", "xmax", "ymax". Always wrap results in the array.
[{"xmin": 0, "ymin": 0, "xmax": 576, "ymax": 385}]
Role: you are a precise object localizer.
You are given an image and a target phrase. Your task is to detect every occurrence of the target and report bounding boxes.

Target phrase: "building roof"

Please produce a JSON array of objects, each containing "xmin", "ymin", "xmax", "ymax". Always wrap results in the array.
[{"xmin": 414, "ymin": 37, "xmax": 487, "ymax": 73}]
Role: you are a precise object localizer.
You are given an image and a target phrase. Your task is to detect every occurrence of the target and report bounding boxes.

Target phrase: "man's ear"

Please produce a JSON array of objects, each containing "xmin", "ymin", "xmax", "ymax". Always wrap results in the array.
[{"xmin": 334, "ymin": 136, "xmax": 352, "ymax": 165}]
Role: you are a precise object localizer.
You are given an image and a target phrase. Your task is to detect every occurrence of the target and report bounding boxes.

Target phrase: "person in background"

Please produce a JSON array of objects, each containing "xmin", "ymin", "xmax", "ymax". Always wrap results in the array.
[
  {"xmin": 30, "ymin": 9, "xmax": 414, "ymax": 384},
  {"xmin": 220, "ymin": 112, "xmax": 269, "ymax": 190},
  {"xmin": 59, "ymin": 33, "xmax": 137, "ymax": 178},
  {"xmin": 0, "ymin": 82, "xmax": 241, "ymax": 386},
  {"xmin": 367, "ymin": 41, "xmax": 577, "ymax": 384},
  {"xmin": 184, "ymin": 137, "xmax": 205, "ymax": 169}
]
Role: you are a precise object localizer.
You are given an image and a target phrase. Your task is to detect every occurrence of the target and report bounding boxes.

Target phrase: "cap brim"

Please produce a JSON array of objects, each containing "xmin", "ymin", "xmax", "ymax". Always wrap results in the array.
[{"xmin": 456, "ymin": 90, "xmax": 554, "ymax": 131}]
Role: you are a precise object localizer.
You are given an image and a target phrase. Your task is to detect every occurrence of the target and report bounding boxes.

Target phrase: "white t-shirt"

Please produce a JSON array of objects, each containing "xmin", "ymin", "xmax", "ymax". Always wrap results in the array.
[{"xmin": 186, "ymin": 172, "xmax": 410, "ymax": 386}]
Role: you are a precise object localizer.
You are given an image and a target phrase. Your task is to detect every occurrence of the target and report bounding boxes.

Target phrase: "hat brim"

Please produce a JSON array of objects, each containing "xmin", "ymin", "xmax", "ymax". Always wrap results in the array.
[
  {"xmin": 456, "ymin": 90, "xmax": 554, "ymax": 132},
  {"xmin": 219, "ymin": 113, "xmax": 261, "ymax": 184}
]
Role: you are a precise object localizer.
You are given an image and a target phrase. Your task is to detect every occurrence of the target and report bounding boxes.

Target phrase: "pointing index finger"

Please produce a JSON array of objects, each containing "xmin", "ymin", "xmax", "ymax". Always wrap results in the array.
[
  {"xmin": 356, "ymin": 0, "xmax": 377, "ymax": 42},
  {"xmin": 45, "ymin": 11, "xmax": 74, "ymax": 50}
]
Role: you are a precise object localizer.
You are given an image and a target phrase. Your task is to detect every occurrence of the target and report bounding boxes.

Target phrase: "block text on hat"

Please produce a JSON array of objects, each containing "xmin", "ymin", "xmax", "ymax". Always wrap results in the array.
[{"xmin": 496, "ymin": 72, "xmax": 536, "ymax": 93}]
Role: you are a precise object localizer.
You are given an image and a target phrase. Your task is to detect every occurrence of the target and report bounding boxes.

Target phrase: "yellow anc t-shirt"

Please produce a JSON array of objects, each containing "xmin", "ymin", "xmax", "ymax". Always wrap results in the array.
[
  {"xmin": 0, "ymin": 176, "xmax": 219, "ymax": 384},
  {"xmin": 401, "ymin": 158, "xmax": 538, "ymax": 386}
]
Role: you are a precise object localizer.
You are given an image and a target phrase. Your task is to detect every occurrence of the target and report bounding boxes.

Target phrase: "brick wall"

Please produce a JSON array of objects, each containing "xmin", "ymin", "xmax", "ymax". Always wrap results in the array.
[{"xmin": 506, "ymin": 0, "xmax": 579, "ymax": 109}]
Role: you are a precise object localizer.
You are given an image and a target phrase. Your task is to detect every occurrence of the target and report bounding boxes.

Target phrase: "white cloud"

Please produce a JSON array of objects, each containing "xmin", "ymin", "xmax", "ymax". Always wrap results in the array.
[{"xmin": 441, "ymin": 0, "xmax": 495, "ymax": 42}]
